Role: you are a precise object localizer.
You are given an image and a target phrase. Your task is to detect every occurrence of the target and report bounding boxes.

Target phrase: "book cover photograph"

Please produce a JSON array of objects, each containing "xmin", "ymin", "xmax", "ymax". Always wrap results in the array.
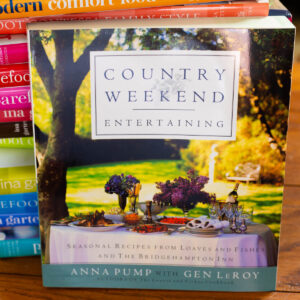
[{"xmin": 28, "ymin": 17, "xmax": 295, "ymax": 291}]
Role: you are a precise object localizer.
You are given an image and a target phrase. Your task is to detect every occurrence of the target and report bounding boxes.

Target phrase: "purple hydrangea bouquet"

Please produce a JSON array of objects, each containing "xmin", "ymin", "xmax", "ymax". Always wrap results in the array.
[
  {"xmin": 105, "ymin": 174, "xmax": 140, "ymax": 211},
  {"xmin": 153, "ymin": 170, "xmax": 216, "ymax": 215}
]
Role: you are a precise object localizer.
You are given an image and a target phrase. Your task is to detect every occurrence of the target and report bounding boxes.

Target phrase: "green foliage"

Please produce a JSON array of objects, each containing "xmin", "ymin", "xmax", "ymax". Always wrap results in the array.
[
  {"xmin": 31, "ymin": 30, "xmax": 98, "ymax": 137},
  {"xmin": 65, "ymin": 160, "xmax": 283, "ymax": 239},
  {"xmin": 67, "ymin": 160, "xmax": 186, "ymax": 190},
  {"xmin": 31, "ymin": 28, "xmax": 291, "ymax": 175},
  {"xmin": 218, "ymin": 117, "xmax": 285, "ymax": 183},
  {"xmin": 75, "ymin": 74, "xmax": 91, "ymax": 137},
  {"xmin": 249, "ymin": 29, "xmax": 294, "ymax": 155},
  {"xmin": 180, "ymin": 116, "xmax": 285, "ymax": 183}
]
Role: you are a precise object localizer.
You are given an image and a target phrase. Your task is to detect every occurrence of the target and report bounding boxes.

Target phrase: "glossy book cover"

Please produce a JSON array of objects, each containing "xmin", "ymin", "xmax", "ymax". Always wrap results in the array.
[{"xmin": 28, "ymin": 17, "xmax": 295, "ymax": 291}]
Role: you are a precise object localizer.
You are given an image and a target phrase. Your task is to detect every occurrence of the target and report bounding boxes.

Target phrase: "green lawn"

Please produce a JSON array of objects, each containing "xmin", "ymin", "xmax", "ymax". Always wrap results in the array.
[{"xmin": 66, "ymin": 160, "xmax": 283, "ymax": 239}]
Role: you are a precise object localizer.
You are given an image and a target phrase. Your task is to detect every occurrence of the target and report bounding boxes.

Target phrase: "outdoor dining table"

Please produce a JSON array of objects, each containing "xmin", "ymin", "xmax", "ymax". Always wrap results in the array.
[{"xmin": 49, "ymin": 223, "xmax": 277, "ymax": 267}]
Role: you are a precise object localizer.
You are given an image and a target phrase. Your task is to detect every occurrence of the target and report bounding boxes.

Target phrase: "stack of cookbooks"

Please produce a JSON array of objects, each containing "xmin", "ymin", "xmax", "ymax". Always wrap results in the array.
[
  {"xmin": 0, "ymin": 0, "xmax": 296, "ymax": 294},
  {"xmin": 0, "ymin": 34, "xmax": 40, "ymax": 258},
  {"xmin": 0, "ymin": 1, "xmax": 272, "ymax": 31}
]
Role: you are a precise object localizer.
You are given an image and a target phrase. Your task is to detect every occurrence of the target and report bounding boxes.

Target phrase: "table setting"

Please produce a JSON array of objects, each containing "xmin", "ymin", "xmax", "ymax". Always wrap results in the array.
[{"xmin": 48, "ymin": 171, "xmax": 278, "ymax": 267}]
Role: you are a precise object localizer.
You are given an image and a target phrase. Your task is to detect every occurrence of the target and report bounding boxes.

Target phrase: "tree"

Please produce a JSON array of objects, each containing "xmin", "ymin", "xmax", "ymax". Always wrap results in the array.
[
  {"xmin": 31, "ymin": 27, "xmax": 230, "ymax": 235},
  {"xmin": 249, "ymin": 29, "xmax": 294, "ymax": 157},
  {"xmin": 31, "ymin": 27, "xmax": 294, "ymax": 242},
  {"xmin": 30, "ymin": 29, "xmax": 114, "ymax": 235}
]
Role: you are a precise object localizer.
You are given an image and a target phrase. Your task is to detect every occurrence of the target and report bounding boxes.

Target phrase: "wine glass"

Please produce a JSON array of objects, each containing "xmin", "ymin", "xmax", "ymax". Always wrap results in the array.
[
  {"xmin": 240, "ymin": 207, "xmax": 254, "ymax": 224},
  {"xmin": 235, "ymin": 205, "xmax": 244, "ymax": 224},
  {"xmin": 217, "ymin": 203, "xmax": 225, "ymax": 220},
  {"xmin": 224, "ymin": 203, "xmax": 235, "ymax": 221},
  {"xmin": 208, "ymin": 203, "xmax": 219, "ymax": 219}
]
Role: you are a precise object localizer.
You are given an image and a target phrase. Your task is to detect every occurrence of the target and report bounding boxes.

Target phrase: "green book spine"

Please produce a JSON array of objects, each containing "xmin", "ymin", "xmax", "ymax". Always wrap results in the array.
[
  {"xmin": 0, "ymin": 166, "xmax": 37, "ymax": 195},
  {"xmin": 0, "ymin": 137, "xmax": 34, "ymax": 149}
]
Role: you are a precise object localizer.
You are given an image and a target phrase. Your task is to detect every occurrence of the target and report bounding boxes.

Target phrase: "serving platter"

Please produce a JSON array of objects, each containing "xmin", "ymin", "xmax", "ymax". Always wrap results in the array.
[
  {"xmin": 155, "ymin": 217, "xmax": 194, "ymax": 229},
  {"xmin": 68, "ymin": 220, "xmax": 124, "ymax": 232},
  {"xmin": 185, "ymin": 227, "xmax": 222, "ymax": 237}
]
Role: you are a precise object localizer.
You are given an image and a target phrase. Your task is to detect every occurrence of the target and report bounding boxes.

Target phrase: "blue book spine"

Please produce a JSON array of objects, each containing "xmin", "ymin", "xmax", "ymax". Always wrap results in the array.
[
  {"xmin": 0, "ymin": 238, "xmax": 40, "ymax": 258},
  {"xmin": 0, "ymin": 213, "xmax": 39, "ymax": 226},
  {"xmin": 269, "ymin": 9, "xmax": 292, "ymax": 19},
  {"xmin": 0, "ymin": 226, "xmax": 39, "ymax": 240},
  {"xmin": 0, "ymin": 192, "xmax": 38, "ymax": 214}
]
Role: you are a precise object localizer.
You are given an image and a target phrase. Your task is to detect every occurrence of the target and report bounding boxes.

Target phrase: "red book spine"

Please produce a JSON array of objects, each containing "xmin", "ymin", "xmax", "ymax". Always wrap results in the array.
[
  {"xmin": 0, "ymin": 108, "xmax": 32, "ymax": 123},
  {"xmin": 0, "ymin": 2, "xmax": 269, "ymax": 35},
  {"xmin": 0, "ymin": 19, "xmax": 26, "ymax": 35},
  {"xmin": 0, "ymin": 64, "xmax": 30, "ymax": 88},
  {"xmin": 0, "ymin": 43, "xmax": 28, "ymax": 65}
]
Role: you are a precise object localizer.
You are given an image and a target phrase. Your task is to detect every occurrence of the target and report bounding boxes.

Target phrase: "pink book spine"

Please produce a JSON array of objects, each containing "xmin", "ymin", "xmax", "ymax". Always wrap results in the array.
[
  {"xmin": 0, "ymin": 86, "xmax": 31, "ymax": 110},
  {"xmin": 0, "ymin": 43, "xmax": 28, "ymax": 65},
  {"xmin": 0, "ymin": 108, "xmax": 32, "ymax": 122}
]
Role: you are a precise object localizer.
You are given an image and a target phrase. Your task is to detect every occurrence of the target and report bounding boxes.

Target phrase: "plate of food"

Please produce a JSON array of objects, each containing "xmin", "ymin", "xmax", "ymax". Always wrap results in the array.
[
  {"xmin": 131, "ymin": 223, "xmax": 168, "ymax": 234},
  {"xmin": 155, "ymin": 217, "xmax": 193, "ymax": 228},
  {"xmin": 185, "ymin": 217, "xmax": 229, "ymax": 237},
  {"xmin": 68, "ymin": 210, "xmax": 124, "ymax": 232},
  {"xmin": 50, "ymin": 214, "xmax": 87, "ymax": 226}
]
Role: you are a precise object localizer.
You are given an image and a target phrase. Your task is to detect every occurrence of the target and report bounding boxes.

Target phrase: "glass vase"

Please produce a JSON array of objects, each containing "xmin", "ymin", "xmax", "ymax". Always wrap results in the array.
[
  {"xmin": 118, "ymin": 194, "xmax": 127, "ymax": 212},
  {"xmin": 129, "ymin": 195, "xmax": 138, "ymax": 213},
  {"xmin": 182, "ymin": 206, "xmax": 189, "ymax": 217}
]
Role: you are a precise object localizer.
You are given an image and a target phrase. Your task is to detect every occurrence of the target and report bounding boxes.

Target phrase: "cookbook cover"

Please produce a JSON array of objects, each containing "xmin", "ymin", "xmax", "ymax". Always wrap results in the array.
[{"xmin": 28, "ymin": 17, "xmax": 295, "ymax": 291}]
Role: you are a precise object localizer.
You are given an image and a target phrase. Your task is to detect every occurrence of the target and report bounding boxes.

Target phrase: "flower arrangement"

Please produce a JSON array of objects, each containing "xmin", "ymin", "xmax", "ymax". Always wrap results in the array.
[
  {"xmin": 105, "ymin": 174, "xmax": 140, "ymax": 211},
  {"xmin": 105, "ymin": 174, "xmax": 140, "ymax": 197},
  {"xmin": 153, "ymin": 170, "xmax": 216, "ymax": 212}
]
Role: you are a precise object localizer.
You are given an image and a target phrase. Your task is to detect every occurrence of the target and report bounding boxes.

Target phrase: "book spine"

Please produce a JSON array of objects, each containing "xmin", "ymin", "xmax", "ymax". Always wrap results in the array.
[
  {"xmin": 0, "ymin": 137, "xmax": 34, "ymax": 148},
  {"xmin": 83, "ymin": 3, "xmax": 270, "ymax": 19},
  {"xmin": 0, "ymin": 192, "xmax": 38, "ymax": 214},
  {"xmin": 0, "ymin": 238, "xmax": 40, "ymax": 257},
  {"xmin": 0, "ymin": 225, "xmax": 39, "ymax": 239},
  {"xmin": 0, "ymin": 166, "xmax": 36, "ymax": 195},
  {"xmin": 269, "ymin": 9, "xmax": 292, "ymax": 20},
  {"xmin": 0, "ymin": 0, "xmax": 268, "ymax": 20},
  {"xmin": 0, "ymin": 213, "xmax": 39, "ymax": 226},
  {"xmin": 0, "ymin": 2, "xmax": 269, "ymax": 34},
  {"xmin": 0, "ymin": 43, "xmax": 28, "ymax": 65},
  {"xmin": 0, "ymin": 34, "xmax": 27, "ymax": 45},
  {"xmin": 0, "ymin": 19, "xmax": 26, "ymax": 34},
  {"xmin": 0, "ymin": 148, "xmax": 35, "ymax": 168},
  {"xmin": 0, "ymin": 86, "xmax": 31, "ymax": 110},
  {"xmin": 0, "ymin": 108, "xmax": 31, "ymax": 122},
  {"xmin": 0, "ymin": 121, "xmax": 33, "ymax": 138},
  {"xmin": 0, "ymin": 165, "xmax": 35, "ymax": 178},
  {"xmin": 0, "ymin": 63, "xmax": 30, "ymax": 88}
]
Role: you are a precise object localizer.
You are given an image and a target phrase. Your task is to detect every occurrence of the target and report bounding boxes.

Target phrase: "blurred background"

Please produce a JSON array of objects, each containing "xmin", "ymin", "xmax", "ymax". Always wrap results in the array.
[{"xmin": 281, "ymin": 1, "xmax": 299, "ymax": 61}]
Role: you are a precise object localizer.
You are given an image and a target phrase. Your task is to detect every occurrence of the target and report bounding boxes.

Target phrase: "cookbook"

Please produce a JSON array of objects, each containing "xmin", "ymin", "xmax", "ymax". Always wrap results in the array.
[{"xmin": 28, "ymin": 16, "xmax": 295, "ymax": 291}]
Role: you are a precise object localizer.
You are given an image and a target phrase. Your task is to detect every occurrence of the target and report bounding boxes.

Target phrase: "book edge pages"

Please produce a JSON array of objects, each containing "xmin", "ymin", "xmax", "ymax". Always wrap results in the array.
[{"xmin": 27, "ymin": 16, "xmax": 295, "ymax": 31}]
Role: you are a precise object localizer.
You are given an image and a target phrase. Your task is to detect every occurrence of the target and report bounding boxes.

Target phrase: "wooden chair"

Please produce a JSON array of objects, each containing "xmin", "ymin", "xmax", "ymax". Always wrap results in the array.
[{"xmin": 226, "ymin": 162, "xmax": 261, "ymax": 184}]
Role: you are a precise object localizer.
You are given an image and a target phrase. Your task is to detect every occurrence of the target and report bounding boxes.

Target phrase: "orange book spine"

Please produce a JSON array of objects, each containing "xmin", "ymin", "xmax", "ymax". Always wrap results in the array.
[
  {"xmin": 0, "ymin": 0, "xmax": 268, "ymax": 20},
  {"xmin": 0, "ymin": 2, "xmax": 269, "ymax": 33}
]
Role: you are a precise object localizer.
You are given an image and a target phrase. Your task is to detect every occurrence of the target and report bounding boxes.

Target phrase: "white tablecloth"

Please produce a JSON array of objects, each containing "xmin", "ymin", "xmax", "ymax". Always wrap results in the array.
[{"xmin": 49, "ymin": 223, "xmax": 277, "ymax": 267}]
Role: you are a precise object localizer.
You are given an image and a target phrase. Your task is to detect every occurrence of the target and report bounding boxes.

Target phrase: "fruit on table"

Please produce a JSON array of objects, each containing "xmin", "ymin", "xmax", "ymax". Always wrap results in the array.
[
  {"xmin": 132, "ymin": 224, "xmax": 168, "ymax": 233},
  {"xmin": 159, "ymin": 217, "xmax": 192, "ymax": 224}
]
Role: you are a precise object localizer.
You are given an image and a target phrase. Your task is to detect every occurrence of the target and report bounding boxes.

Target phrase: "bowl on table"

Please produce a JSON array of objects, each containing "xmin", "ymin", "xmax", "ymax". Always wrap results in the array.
[
  {"xmin": 136, "ymin": 202, "xmax": 167, "ymax": 216},
  {"xmin": 104, "ymin": 214, "xmax": 124, "ymax": 223}
]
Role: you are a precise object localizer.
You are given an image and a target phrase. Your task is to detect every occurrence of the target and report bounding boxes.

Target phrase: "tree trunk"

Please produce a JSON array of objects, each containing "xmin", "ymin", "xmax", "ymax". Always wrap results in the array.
[
  {"xmin": 33, "ymin": 30, "xmax": 115, "ymax": 255},
  {"xmin": 38, "ymin": 31, "xmax": 76, "ymax": 242}
]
